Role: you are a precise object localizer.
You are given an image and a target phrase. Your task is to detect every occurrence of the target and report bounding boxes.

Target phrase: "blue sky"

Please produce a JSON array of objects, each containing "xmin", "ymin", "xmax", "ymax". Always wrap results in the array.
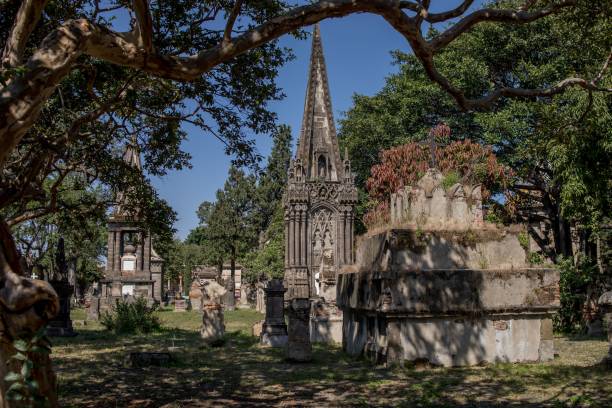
[{"xmin": 149, "ymin": 2, "xmax": 485, "ymax": 239}]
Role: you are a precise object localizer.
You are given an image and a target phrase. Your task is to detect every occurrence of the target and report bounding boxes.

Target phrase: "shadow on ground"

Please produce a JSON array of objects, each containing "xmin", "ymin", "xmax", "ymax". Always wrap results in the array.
[{"xmin": 53, "ymin": 311, "xmax": 612, "ymax": 407}]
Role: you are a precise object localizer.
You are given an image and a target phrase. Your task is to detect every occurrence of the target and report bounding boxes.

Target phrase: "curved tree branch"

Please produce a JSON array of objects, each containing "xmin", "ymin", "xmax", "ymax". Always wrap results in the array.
[{"xmin": 1, "ymin": 0, "xmax": 50, "ymax": 69}]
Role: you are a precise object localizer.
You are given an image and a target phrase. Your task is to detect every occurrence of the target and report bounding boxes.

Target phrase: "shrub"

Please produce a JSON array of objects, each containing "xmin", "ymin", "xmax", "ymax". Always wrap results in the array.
[
  {"xmin": 101, "ymin": 297, "xmax": 161, "ymax": 334},
  {"xmin": 554, "ymin": 256, "xmax": 606, "ymax": 334}
]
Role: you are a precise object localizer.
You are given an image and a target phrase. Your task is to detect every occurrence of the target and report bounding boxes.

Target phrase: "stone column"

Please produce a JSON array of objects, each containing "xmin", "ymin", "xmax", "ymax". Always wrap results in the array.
[
  {"xmin": 300, "ymin": 207, "xmax": 307, "ymax": 266},
  {"xmin": 598, "ymin": 291, "xmax": 612, "ymax": 368},
  {"xmin": 114, "ymin": 230, "xmax": 121, "ymax": 275},
  {"xmin": 338, "ymin": 210, "xmax": 346, "ymax": 265},
  {"xmin": 107, "ymin": 231, "xmax": 115, "ymax": 272},
  {"xmin": 142, "ymin": 233, "xmax": 151, "ymax": 273},
  {"xmin": 289, "ymin": 208, "xmax": 295, "ymax": 266},
  {"xmin": 287, "ymin": 298, "xmax": 312, "ymax": 362},
  {"xmin": 284, "ymin": 212, "xmax": 290, "ymax": 267},
  {"xmin": 344, "ymin": 211, "xmax": 351, "ymax": 264},
  {"xmin": 261, "ymin": 279, "xmax": 288, "ymax": 347}
]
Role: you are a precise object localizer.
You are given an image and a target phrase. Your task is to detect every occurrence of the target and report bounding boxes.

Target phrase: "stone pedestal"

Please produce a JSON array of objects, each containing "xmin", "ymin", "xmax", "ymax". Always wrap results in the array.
[
  {"xmin": 260, "ymin": 279, "xmax": 288, "ymax": 347},
  {"xmin": 598, "ymin": 291, "xmax": 612, "ymax": 368},
  {"xmin": 287, "ymin": 298, "xmax": 312, "ymax": 362},
  {"xmin": 201, "ymin": 302, "xmax": 225, "ymax": 345},
  {"xmin": 174, "ymin": 299, "xmax": 187, "ymax": 312},
  {"xmin": 46, "ymin": 281, "xmax": 77, "ymax": 337}
]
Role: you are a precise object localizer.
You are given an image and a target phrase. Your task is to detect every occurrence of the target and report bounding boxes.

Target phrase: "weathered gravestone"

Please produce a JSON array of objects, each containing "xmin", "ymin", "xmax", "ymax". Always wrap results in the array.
[
  {"xmin": 287, "ymin": 298, "xmax": 312, "ymax": 362},
  {"xmin": 200, "ymin": 280, "xmax": 227, "ymax": 345},
  {"xmin": 598, "ymin": 291, "xmax": 612, "ymax": 368},
  {"xmin": 260, "ymin": 279, "xmax": 288, "ymax": 347},
  {"xmin": 174, "ymin": 299, "xmax": 187, "ymax": 312},
  {"xmin": 256, "ymin": 281, "xmax": 266, "ymax": 314},
  {"xmin": 338, "ymin": 169, "xmax": 560, "ymax": 367},
  {"xmin": 223, "ymin": 277, "xmax": 236, "ymax": 311}
]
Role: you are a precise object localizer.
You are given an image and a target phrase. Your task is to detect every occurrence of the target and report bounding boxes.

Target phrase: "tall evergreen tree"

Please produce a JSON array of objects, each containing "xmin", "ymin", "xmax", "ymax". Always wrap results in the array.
[{"xmin": 254, "ymin": 125, "xmax": 292, "ymax": 232}]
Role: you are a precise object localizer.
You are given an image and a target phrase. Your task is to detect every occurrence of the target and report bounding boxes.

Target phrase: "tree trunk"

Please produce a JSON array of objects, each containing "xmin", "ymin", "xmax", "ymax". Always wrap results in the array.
[{"xmin": 0, "ymin": 219, "xmax": 59, "ymax": 407}]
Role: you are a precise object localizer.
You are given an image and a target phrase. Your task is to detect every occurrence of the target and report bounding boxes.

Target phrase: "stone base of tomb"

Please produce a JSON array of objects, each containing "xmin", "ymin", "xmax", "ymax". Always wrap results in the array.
[
  {"xmin": 338, "ymin": 267, "xmax": 559, "ymax": 367},
  {"xmin": 310, "ymin": 299, "xmax": 343, "ymax": 344},
  {"xmin": 46, "ymin": 281, "xmax": 78, "ymax": 337},
  {"xmin": 201, "ymin": 302, "xmax": 225, "ymax": 344},
  {"xmin": 287, "ymin": 298, "xmax": 312, "ymax": 362},
  {"xmin": 260, "ymin": 323, "xmax": 288, "ymax": 347},
  {"xmin": 338, "ymin": 228, "xmax": 560, "ymax": 367}
]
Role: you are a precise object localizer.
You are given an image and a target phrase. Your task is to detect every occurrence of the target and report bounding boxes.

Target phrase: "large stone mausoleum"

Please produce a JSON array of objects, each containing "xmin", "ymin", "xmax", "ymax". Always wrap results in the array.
[
  {"xmin": 283, "ymin": 25, "xmax": 358, "ymax": 343},
  {"xmin": 337, "ymin": 169, "xmax": 560, "ymax": 366},
  {"xmin": 89, "ymin": 141, "xmax": 164, "ymax": 318}
]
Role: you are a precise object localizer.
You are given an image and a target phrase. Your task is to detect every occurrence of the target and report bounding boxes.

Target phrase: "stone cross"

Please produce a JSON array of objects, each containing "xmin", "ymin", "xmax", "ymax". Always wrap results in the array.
[{"xmin": 419, "ymin": 131, "xmax": 444, "ymax": 169}]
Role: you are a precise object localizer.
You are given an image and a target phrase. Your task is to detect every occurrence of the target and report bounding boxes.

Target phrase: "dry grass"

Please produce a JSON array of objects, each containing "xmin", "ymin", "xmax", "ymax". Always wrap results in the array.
[{"xmin": 53, "ymin": 308, "xmax": 612, "ymax": 407}]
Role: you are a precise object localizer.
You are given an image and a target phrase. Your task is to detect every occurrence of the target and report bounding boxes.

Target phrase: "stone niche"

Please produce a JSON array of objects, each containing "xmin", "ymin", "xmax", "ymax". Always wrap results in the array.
[{"xmin": 337, "ymin": 169, "xmax": 560, "ymax": 367}]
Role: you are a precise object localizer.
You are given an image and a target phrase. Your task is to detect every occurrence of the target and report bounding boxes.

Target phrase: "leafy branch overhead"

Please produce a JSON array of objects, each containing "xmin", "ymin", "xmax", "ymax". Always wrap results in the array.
[{"xmin": 1, "ymin": 0, "xmax": 610, "ymax": 173}]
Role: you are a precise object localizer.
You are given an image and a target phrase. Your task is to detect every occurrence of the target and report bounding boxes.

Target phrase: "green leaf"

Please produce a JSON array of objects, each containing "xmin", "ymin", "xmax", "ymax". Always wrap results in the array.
[
  {"xmin": 7, "ymin": 382, "xmax": 25, "ymax": 393},
  {"xmin": 13, "ymin": 340, "xmax": 28, "ymax": 352},
  {"xmin": 10, "ymin": 352, "xmax": 28, "ymax": 361},
  {"xmin": 21, "ymin": 360, "xmax": 33, "ymax": 378},
  {"xmin": 4, "ymin": 372, "xmax": 21, "ymax": 382}
]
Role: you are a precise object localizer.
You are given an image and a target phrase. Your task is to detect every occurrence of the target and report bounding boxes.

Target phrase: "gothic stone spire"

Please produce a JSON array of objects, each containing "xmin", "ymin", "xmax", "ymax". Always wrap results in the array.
[
  {"xmin": 114, "ymin": 138, "xmax": 142, "ymax": 218},
  {"xmin": 296, "ymin": 24, "xmax": 344, "ymax": 182}
]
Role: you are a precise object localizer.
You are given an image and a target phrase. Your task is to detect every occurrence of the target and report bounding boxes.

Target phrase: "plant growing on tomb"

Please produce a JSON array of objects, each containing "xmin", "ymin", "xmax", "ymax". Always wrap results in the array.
[
  {"xmin": 4, "ymin": 328, "xmax": 51, "ymax": 407},
  {"xmin": 364, "ymin": 127, "xmax": 513, "ymax": 228}
]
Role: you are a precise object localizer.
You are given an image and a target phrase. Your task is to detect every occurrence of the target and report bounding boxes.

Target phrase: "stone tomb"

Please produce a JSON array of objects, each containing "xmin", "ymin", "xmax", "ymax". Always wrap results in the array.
[
  {"xmin": 260, "ymin": 279, "xmax": 288, "ymax": 347},
  {"xmin": 337, "ymin": 169, "xmax": 560, "ymax": 367}
]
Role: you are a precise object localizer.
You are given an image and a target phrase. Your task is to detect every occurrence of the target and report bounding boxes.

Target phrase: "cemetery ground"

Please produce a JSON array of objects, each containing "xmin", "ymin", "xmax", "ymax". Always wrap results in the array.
[{"xmin": 54, "ymin": 309, "xmax": 611, "ymax": 407}]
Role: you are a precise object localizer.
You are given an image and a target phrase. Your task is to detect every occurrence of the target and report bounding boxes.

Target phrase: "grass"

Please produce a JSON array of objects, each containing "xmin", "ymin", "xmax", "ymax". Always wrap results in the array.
[{"xmin": 52, "ymin": 308, "xmax": 612, "ymax": 407}]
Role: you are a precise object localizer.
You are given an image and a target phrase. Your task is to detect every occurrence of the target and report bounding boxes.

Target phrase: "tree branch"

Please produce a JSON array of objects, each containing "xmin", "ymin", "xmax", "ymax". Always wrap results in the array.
[
  {"xmin": 425, "ymin": 0, "xmax": 474, "ymax": 23},
  {"xmin": 223, "ymin": 0, "xmax": 244, "ymax": 46},
  {"xmin": 1, "ymin": 0, "xmax": 50, "ymax": 69},
  {"xmin": 132, "ymin": 0, "xmax": 154, "ymax": 53},
  {"xmin": 429, "ymin": 1, "xmax": 576, "ymax": 51}
]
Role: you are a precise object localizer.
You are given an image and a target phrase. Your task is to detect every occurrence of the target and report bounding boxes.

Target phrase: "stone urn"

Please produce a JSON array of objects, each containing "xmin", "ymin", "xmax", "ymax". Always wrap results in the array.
[{"xmin": 598, "ymin": 291, "xmax": 612, "ymax": 368}]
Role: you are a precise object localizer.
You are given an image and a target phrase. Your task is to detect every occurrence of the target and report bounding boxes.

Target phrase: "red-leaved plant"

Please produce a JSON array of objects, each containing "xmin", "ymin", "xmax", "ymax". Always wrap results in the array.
[{"xmin": 364, "ymin": 124, "xmax": 513, "ymax": 228}]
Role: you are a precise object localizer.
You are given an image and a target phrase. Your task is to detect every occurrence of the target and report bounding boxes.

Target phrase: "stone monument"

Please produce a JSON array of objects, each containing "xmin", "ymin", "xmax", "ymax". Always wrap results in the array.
[
  {"xmin": 287, "ymin": 298, "xmax": 312, "ymax": 362},
  {"xmin": 337, "ymin": 169, "xmax": 560, "ymax": 366},
  {"xmin": 200, "ymin": 280, "xmax": 227, "ymax": 345},
  {"xmin": 283, "ymin": 24, "xmax": 357, "ymax": 345},
  {"xmin": 47, "ymin": 237, "xmax": 77, "ymax": 337},
  {"xmin": 260, "ymin": 279, "xmax": 288, "ymax": 347},
  {"xmin": 189, "ymin": 266, "xmax": 218, "ymax": 311},
  {"xmin": 89, "ymin": 139, "xmax": 164, "ymax": 318}
]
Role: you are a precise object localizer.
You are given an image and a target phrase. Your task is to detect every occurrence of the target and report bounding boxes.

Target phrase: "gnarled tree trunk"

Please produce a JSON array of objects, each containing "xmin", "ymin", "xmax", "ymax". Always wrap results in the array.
[{"xmin": 0, "ymin": 219, "xmax": 59, "ymax": 407}]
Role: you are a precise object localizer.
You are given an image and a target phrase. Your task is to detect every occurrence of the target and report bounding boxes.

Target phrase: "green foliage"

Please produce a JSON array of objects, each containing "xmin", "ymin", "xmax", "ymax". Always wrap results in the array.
[
  {"xmin": 339, "ymin": 0, "xmax": 610, "ymax": 252},
  {"xmin": 242, "ymin": 205, "xmax": 285, "ymax": 282},
  {"xmin": 4, "ymin": 328, "xmax": 51, "ymax": 407},
  {"xmin": 527, "ymin": 252, "xmax": 545, "ymax": 265},
  {"xmin": 187, "ymin": 128, "xmax": 291, "ymax": 283},
  {"xmin": 518, "ymin": 231, "xmax": 530, "ymax": 251},
  {"xmin": 441, "ymin": 171, "xmax": 460, "ymax": 190},
  {"xmin": 554, "ymin": 256, "xmax": 606, "ymax": 334},
  {"xmin": 253, "ymin": 125, "xmax": 293, "ymax": 231},
  {"xmin": 100, "ymin": 298, "xmax": 161, "ymax": 334}
]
